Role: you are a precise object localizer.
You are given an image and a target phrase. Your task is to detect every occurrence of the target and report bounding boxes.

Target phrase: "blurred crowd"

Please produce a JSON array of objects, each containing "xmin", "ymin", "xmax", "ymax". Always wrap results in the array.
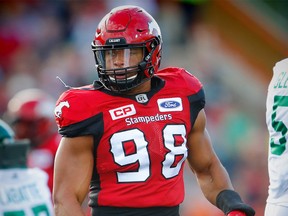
[{"xmin": 0, "ymin": 0, "xmax": 269, "ymax": 215}]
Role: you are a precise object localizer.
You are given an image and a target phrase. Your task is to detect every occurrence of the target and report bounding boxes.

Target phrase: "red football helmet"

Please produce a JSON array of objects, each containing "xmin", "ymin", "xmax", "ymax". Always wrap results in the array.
[
  {"xmin": 5, "ymin": 88, "xmax": 56, "ymax": 147},
  {"xmin": 91, "ymin": 5, "xmax": 162, "ymax": 93}
]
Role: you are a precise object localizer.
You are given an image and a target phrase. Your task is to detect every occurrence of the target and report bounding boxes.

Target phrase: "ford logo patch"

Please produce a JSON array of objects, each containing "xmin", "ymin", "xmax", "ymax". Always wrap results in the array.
[{"xmin": 160, "ymin": 101, "xmax": 180, "ymax": 108}]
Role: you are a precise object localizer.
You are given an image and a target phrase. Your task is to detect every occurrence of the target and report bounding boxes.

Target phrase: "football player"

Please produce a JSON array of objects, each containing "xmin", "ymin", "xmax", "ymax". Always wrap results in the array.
[
  {"xmin": 265, "ymin": 58, "xmax": 288, "ymax": 216},
  {"xmin": 0, "ymin": 119, "xmax": 54, "ymax": 215},
  {"xmin": 4, "ymin": 88, "xmax": 60, "ymax": 192},
  {"xmin": 53, "ymin": 5, "xmax": 255, "ymax": 216}
]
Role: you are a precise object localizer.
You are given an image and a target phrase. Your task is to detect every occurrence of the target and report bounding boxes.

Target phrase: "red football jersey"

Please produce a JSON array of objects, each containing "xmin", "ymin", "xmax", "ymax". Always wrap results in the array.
[{"xmin": 55, "ymin": 67, "xmax": 205, "ymax": 208}]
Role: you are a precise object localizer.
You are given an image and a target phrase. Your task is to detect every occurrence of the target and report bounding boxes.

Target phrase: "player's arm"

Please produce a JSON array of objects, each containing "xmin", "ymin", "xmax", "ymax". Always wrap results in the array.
[
  {"xmin": 186, "ymin": 109, "xmax": 255, "ymax": 216},
  {"xmin": 53, "ymin": 136, "xmax": 94, "ymax": 216}
]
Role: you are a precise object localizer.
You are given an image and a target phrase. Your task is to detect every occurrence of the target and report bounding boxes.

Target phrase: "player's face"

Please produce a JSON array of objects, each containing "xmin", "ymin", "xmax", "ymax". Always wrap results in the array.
[{"xmin": 105, "ymin": 48, "xmax": 143, "ymax": 79}]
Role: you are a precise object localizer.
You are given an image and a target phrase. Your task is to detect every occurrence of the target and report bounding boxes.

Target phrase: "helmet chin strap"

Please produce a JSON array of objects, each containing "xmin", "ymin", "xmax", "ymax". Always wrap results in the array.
[{"xmin": 139, "ymin": 61, "xmax": 147, "ymax": 72}]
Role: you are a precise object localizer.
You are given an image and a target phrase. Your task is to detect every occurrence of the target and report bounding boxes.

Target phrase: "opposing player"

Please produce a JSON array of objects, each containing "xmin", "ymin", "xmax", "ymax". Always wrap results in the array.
[
  {"xmin": 265, "ymin": 58, "xmax": 288, "ymax": 216},
  {"xmin": 53, "ymin": 5, "xmax": 255, "ymax": 216},
  {"xmin": 0, "ymin": 119, "xmax": 54, "ymax": 216},
  {"xmin": 4, "ymin": 88, "xmax": 60, "ymax": 192}
]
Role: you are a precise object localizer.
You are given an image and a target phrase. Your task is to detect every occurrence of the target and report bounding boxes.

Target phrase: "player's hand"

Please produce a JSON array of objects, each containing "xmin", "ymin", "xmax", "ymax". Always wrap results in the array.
[{"xmin": 227, "ymin": 210, "xmax": 246, "ymax": 216}]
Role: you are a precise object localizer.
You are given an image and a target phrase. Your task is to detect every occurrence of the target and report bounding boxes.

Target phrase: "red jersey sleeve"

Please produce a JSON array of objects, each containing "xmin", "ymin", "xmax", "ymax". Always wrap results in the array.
[{"xmin": 54, "ymin": 88, "xmax": 104, "ymax": 137}]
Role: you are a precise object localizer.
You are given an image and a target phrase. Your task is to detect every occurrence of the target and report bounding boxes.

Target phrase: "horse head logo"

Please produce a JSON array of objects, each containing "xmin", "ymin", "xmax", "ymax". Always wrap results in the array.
[{"xmin": 54, "ymin": 101, "xmax": 70, "ymax": 118}]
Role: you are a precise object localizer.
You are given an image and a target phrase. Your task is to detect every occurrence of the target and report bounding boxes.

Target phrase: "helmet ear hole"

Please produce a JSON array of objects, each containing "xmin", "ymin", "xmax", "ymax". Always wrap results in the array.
[
  {"xmin": 150, "ymin": 38, "xmax": 160, "ymax": 49},
  {"xmin": 149, "ymin": 68, "xmax": 154, "ymax": 76}
]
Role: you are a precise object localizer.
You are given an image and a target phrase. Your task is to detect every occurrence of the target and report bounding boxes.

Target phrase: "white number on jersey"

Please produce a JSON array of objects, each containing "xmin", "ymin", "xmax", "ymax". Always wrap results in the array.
[
  {"xmin": 110, "ymin": 124, "xmax": 188, "ymax": 182},
  {"xmin": 269, "ymin": 95, "xmax": 288, "ymax": 155}
]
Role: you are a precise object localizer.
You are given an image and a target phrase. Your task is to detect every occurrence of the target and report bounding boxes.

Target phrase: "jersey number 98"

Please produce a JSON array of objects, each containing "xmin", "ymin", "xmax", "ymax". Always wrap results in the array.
[{"xmin": 110, "ymin": 124, "xmax": 188, "ymax": 182}]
